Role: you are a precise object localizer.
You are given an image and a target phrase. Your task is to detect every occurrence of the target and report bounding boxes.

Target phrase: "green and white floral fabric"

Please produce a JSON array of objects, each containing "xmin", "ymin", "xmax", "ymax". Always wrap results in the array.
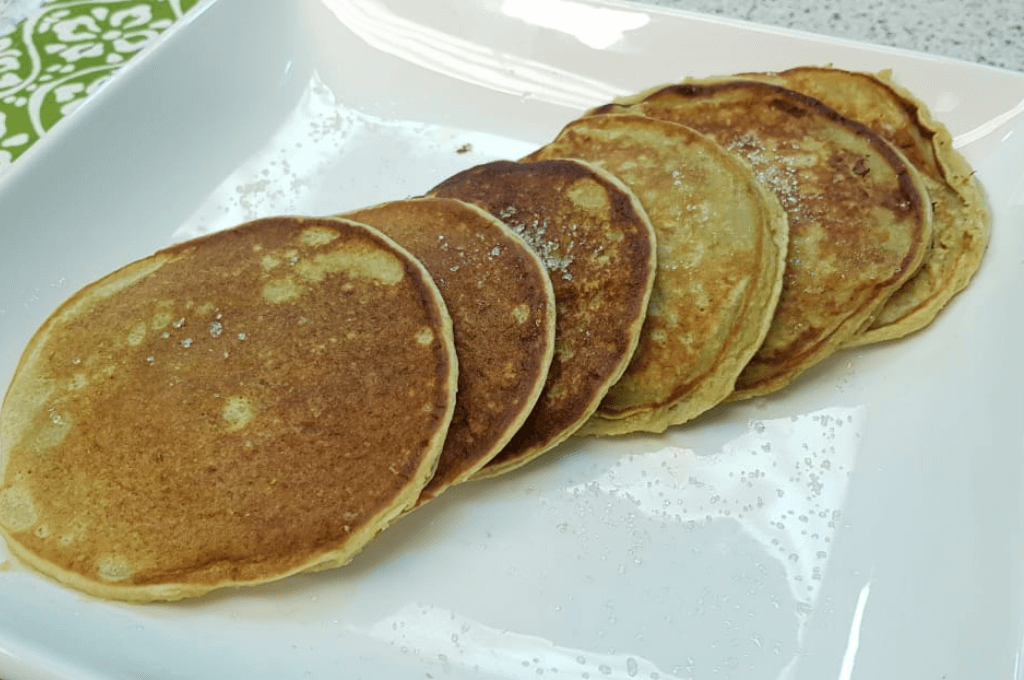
[{"xmin": 0, "ymin": 0, "xmax": 199, "ymax": 172}]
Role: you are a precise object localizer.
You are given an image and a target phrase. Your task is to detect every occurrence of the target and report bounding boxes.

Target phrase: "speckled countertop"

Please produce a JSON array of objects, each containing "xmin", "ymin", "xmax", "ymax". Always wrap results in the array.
[{"xmin": 633, "ymin": 0, "xmax": 1023, "ymax": 71}]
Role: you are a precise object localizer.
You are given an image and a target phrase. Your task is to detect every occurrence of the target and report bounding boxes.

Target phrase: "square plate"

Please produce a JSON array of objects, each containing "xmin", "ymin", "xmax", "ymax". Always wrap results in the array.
[{"xmin": 1, "ymin": 0, "xmax": 1023, "ymax": 678}]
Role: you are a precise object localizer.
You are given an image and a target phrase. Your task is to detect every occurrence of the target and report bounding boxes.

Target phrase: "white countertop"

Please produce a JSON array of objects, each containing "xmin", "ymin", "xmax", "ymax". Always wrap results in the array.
[{"xmin": 633, "ymin": 0, "xmax": 1023, "ymax": 71}]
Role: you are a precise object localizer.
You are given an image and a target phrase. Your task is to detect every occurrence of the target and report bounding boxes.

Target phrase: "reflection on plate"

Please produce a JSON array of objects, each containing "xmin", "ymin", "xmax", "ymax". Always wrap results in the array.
[{"xmin": 0, "ymin": 0, "xmax": 1023, "ymax": 678}]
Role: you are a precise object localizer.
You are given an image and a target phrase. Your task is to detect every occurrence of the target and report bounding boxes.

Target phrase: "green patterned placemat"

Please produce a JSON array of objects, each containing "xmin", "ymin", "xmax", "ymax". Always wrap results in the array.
[{"xmin": 0, "ymin": 0, "xmax": 201, "ymax": 172}]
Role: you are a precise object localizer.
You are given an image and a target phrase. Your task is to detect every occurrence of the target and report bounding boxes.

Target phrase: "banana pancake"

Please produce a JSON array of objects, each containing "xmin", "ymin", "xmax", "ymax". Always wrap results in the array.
[
  {"xmin": 742, "ymin": 66, "xmax": 990, "ymax": 346},
  {"xmin": 521, "ymin": 115, "xmax": 789, "ymax": 434},
  {"xmin": 430, "ymin": 158, "xmax": 656, "ymax": 474},
  {"xmin": 0, "ymin": 216, "xmax": 457, "ymax": 601},
  {"xmin": 591, "ymin": 80, "xmax": 934, "ymax": 399},
  {"xmin": 341, "ymin": 198, "xmax": 556, "ymax": 503}
]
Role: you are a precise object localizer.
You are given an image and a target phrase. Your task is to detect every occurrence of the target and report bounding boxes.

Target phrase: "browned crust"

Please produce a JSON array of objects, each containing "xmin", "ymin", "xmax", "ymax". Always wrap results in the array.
[
  {"xmin": 0, "ymin": 216, "xmax": 457, "ymax": 601},
  {"xmin": 745, "ymin": 66, "xmax": 990, "ymax": 345},
  {"xmin": 592, "ymin": 79, "xmax": 933, "ymax": 398},
  {"xmin": 430, "ymin": 158, "xmax": 656, "ymax": 474},
  {"xmin": 341, "ymin": 198, "xmax": 556, "ymax": 502},
  {"xmin": 520, "ymin": 114, "xmax": 788, "ymax": 434}
]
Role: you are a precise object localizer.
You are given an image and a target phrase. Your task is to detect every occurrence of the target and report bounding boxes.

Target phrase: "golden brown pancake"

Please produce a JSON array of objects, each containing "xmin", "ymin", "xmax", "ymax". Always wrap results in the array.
[
  {"xmin": 0, "ymin": 216, "xmax": 457, "ymax": 601},
  {"xmin": 341, "ymin": 198, "xmax": 556, "ymax": 502},
  {"xmin": 592, "ymin": 80, "xmax": 934, "ymax": 399},
  {"xmin": 742, "ymin": 66, "xmax": 990, "ymax": 345},
  {"xmin": 520, "ymin": 115, "xmax": 789, "ymax": 434},
  {"xmin": 430, "ymin": 158, "xmax": 656, "ymax": 473}
]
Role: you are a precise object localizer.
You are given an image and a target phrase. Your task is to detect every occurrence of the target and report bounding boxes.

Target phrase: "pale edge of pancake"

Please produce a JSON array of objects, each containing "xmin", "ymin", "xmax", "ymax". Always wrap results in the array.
[
  {"xmin": 0, "ymin": 217, "xmax": 460, "ymax": 602},
  {"xmin": 841, "ymin": 68, "xmax": 992, "ymax": 346},
  {"xmin": 579, "ymin": 132, "xmax": 790, "ymax": 435},
  {"xmin": 470, "ymin": 158, "xmax": 659, "ymax": 478},
  {"xmin": 339, "ymin": 198, "xmax": 557, "ymax": 500},
  {"xmin": 0, "ymin": 256, "xmax": 172, "ymax": 480}
]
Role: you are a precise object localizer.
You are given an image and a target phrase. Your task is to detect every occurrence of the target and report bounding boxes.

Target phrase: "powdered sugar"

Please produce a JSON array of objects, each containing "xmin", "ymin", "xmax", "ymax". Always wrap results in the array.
[
  {"xmin": 727, "ymin": 133, "xmax": 804, "ymax": 218},
  {"xmin": 497, "ymin": 207, "xmax": 575, "ymax": 281}
]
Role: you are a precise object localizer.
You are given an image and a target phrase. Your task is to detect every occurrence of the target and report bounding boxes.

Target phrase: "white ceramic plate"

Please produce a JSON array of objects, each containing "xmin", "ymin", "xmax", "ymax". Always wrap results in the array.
[{"xmin": 1, "ymin": 0, "xmax": 1023, "ymax": 678}]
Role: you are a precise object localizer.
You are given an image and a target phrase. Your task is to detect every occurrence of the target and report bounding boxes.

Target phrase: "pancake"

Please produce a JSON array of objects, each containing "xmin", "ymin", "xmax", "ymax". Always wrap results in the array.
[
  {"xmin": 341, "ymin": 198, "xmax": 556, "ymax": 502},
  {"xmin": 0, "ymin": 216, "xmax": 457, "ymax": 601},
  {"xmin": 741, "ymin": 66, "xmax": 990, "ymax": 346},
  {"xmin": 591, "ymin": 80, "xmax": 934, "ymax": 399},
  {"xmin": 521, "ymin": 115, "xmax": 789, "ymax": 434},
  {"xmin": 430, "ymin": 158, "xmax": 656, "ymax": 474}
]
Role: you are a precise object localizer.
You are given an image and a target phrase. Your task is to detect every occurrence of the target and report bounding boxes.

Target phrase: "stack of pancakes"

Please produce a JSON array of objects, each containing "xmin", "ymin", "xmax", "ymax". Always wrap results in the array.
[{"xmin": 0, "ymin": 66, "xmax": 989, "ymax": 601}]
